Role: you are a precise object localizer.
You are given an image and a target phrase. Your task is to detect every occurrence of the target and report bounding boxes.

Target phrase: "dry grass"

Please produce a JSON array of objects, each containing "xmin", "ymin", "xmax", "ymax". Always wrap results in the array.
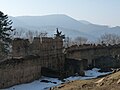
[{"xmin": 51, "ymin": 71, "xmax": 120, "ymax": 90}]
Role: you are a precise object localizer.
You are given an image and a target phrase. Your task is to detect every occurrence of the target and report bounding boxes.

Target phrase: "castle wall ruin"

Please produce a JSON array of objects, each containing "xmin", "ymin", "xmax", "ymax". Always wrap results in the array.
[
  {"xmin": 0, "ymin": 35, "xmax": 88, "ymax": 89},
  {"xmin": 2, "ymin": 37, "xmax": 120, "ymax": 88},
  {"xmin": 12, "ymin": 37, "xmax": 65, "ymax": 71},
  {"xmin": 0, "ymin": 36, "xmax": 67, "ymax": 88},
  {"xmin": 0, "ymin": 56, "xmax": 41, "ymax": 88},
  {"xmin": 66, "ymin": 44, "xmax": 120, "ymax": 69}
]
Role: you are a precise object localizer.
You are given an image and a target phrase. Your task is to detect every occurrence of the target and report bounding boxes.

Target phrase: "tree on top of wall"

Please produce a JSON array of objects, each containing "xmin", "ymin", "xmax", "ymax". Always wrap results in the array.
[
  {"xmin": 55, "ymin": 28, "xmax": 65, "ymax": 39},
  {"xmin": 0, "ymin": 11, "xmax": 14, "ymax": 54}
]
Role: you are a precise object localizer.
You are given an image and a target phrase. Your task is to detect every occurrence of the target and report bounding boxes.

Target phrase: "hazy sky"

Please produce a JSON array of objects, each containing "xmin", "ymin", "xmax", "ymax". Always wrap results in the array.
[{"xmin": 0, "ymin": 0, "xmax": 120, "ymax": 26}]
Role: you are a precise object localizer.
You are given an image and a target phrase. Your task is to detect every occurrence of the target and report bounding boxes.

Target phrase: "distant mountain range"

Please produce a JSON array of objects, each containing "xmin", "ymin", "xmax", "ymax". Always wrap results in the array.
[{"xmin": 9, "ymin": 14, "xmax": 120, "ymax": 41}]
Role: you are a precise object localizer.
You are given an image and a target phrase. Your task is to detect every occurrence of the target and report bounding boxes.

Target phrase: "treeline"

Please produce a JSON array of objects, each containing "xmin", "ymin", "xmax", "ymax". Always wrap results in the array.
[
  {"xmin": 13, "ymin": 30, "xmax": 48, "ymax": 43},
  {"xmin": 64, "ymin": 33, "xmax": 120, "ymax": 47}
]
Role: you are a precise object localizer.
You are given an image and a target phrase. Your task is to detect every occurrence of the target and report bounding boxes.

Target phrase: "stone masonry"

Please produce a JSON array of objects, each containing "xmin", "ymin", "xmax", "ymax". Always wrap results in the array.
[{"xmin": 66, "ymin": 44, "xmax": 120, "ymax": 68}]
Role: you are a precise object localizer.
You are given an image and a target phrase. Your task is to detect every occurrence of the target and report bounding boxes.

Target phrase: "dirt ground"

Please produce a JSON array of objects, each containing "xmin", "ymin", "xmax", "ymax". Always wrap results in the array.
[{"xmin": 51, "ymin": 71, "xmax": 120, "ymax": 90}]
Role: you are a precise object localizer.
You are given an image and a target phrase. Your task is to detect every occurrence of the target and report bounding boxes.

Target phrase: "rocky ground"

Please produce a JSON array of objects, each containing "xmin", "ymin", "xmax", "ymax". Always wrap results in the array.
[{"xmin": 51, "ymin": 70, "xmax": 120, "ymax": 90}]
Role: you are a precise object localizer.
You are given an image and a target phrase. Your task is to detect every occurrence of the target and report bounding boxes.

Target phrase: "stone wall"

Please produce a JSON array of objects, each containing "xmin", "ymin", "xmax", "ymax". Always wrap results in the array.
[
  {"xmin": 64, "ymin": 58, "xmax": 88, "ymax": 77},
  {"xmin": 66, "ymin": 44, "xmax": 120, "ymax": 68},
  {"xmin": 93, "ymin": 56, "xmax": 120, "ymax": 71},
  {"xmin": 0, "ymin": 36, "xmax": 97, "ymax": 89},
  {"xmin": 0, "ymin": 42, "xmax": 7, "ymax": 60},
  {"xmin": 12, "ymin": 36, "xmax": 65, "ymax": 71},
  {"xmin": 12, "ymin": 37, "xmax": 63, "ymax": 58},
  {"xmin": 0, "ymin": 54, "xmax": 65, "ymax": 89},
  {"xmin": 12, "ymin": 38, "xmax": 29, "ymax": 57},
  {"xmin": 0, "ymin": 57, "xmax": 41, "ymax": 89},
  {"xmin": 0, "ymin": 36, "xmax": 66, "ymax": 89}
]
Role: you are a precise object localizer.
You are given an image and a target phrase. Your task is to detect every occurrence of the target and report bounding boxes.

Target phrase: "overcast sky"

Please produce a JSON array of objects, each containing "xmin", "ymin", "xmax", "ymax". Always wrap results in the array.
[{"xmin": 0, "ymin": 0, "xmax": 120, "ymax": 26}]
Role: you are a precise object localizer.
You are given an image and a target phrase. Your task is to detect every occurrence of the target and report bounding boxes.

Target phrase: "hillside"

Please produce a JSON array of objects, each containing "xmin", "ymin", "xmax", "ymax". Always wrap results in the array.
[
  {"xmin": 9, "ymin": 14, "xmax": 120, "ymax": 40},
  {"xmin": 52, "ymin": 71, "xmax": 120, "ymax": 90}
]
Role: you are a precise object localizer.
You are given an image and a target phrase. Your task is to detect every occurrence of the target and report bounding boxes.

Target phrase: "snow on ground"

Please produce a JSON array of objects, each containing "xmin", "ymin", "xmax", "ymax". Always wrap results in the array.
[
  {"xmin": 3, "ymin": 77, "xmax": 62, "ymax": 90},
  {"xmin": 85, "ymin": 68, "xmax": 111, "ymax": 77},
  {"xmin": 2, "ymin": 68, "xmax": 111, "ymax": 90},
  {"xmin": 65, "ymin": 68, "xmax": 111, "ymax": 81}
]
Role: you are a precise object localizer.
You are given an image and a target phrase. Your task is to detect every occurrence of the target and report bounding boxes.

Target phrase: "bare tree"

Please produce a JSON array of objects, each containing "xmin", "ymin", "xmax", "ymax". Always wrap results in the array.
[
  {"xmin": 25, "ymin": 30, "xmax": 48, "ymax": 42},
  {"xmin": 63, "ymin": 37, "xmax": 73, "ymax": 48},
  {"xmin": 98, "ymin": 33, "xmax": 120, "ymax": 45},
  {"xmin": 34, "ymin": 30, "xmax": 39, "ymax": 37},
  {"xmin": 14, "ymin": 30, "xmax": 25, "ymax": 38},
  {"xmin": 38, "ymin": 31, "xmax": 48, "ymax": 37},
  {"xmin": 74, "ymin": 36, "xmax": 88, "ymax": 45},
  {"xmin": 25, "ymin": 30, "xmax": 34, "ymax": 43},
  {"xmin": 34, "ymin": 31, "xmax": 47, "ymax": 37}
]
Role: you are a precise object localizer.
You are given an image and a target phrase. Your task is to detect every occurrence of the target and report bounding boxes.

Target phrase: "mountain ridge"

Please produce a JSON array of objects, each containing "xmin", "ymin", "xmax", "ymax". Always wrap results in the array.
[{"xmin": 8, "ymin": 14, "xmax": 120, "ymax": 41}]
